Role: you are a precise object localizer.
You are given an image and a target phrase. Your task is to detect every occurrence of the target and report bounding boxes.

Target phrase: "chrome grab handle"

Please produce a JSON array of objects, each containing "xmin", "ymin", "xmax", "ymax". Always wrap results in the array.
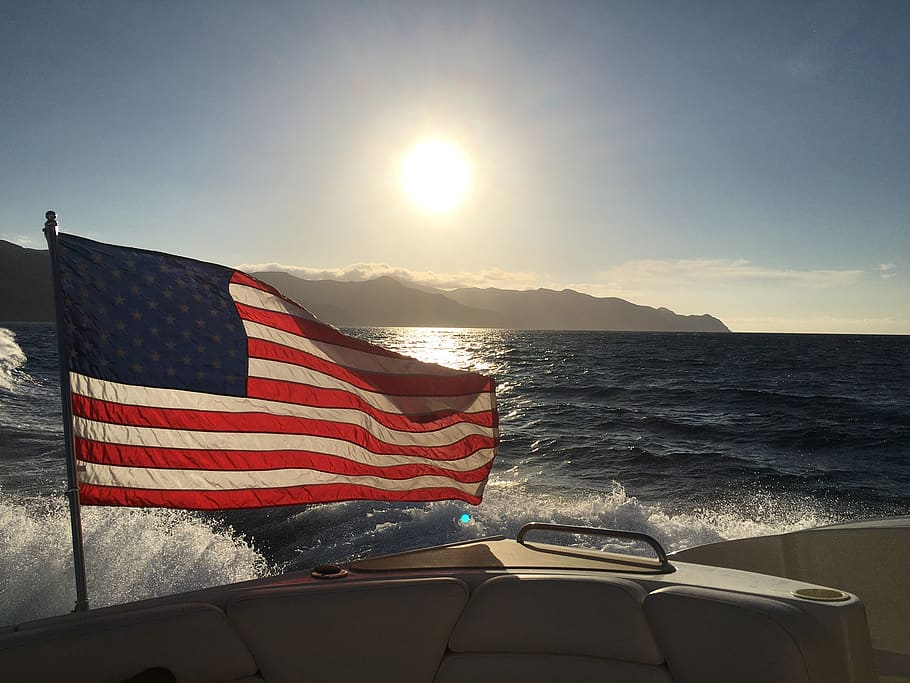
[{"xmin": 517, "ymin": 522, "xmax": 671, "ymax": 570}]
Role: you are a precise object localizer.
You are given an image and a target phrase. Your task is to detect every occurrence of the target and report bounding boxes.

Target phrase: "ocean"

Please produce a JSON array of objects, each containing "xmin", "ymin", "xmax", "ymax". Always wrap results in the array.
[{"xmin": 1, "ymin": 323, "xmax": 908, "ymax": 626}]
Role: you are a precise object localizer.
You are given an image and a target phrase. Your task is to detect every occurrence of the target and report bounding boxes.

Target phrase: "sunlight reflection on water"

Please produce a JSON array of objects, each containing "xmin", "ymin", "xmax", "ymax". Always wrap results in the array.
[{"xmin": 352, "ymin": 327, "xmax": 503, "ymax": 376}]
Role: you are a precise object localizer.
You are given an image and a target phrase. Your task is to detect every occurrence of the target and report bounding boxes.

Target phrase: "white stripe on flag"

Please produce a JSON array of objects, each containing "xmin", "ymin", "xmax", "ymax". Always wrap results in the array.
[
  {"xmin": 78, "ymin": 460, "xmax": 487, "ymax": 495},
  {"xmin": 228, "ymin": 282, "xmax": 317, "ymax": 320}
]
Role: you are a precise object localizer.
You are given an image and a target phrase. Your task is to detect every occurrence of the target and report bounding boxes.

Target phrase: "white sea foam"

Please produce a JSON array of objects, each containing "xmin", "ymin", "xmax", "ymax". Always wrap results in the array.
[
  {"xmin": 0, "ymin": 328, "xmax": 27, "ymax": 391},
  {"xmin": 457, "ymin": 481, "xmax": 831, "ymax": 552},
  {"xmin": 0, "ymin": 479, "xmax": 833, "ymax": 627},
  {"xmin": 0, "ymin": 492, "xmax": 271, "ymax": 627},
  {"xmin": 284, "ymin": 479, "xmax": 834, "ymax": 570}
]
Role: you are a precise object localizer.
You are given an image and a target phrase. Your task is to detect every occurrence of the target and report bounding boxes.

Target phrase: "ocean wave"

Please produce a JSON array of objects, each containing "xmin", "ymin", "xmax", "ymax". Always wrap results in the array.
[
  {"xmin": 0, "ymin": 492, "xmax": 272, "ymax": 627},
  {"xmin": 277, "ymin": 479, "xmax": 835, "ymax": 571},
  {"xmin": 0, "ymin": 328, "xmax": 27, "ymax": 391},
  {"xmin": 470, "ymin": 481, "xmax": 836, "ymax": 553}
]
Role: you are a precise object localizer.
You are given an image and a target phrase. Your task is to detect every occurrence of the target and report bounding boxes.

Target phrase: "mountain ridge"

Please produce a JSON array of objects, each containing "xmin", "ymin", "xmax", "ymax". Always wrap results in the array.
[
  {"xmin": 0, "ymin": 241, "xmax": 55, "ymax": 322},
  {"xmin": 0, "ymin": 240, "xmax": 730, "ymax": 331},
  {"xmin": 443, "ymin": 285, "xmax": 729, "ymax": 332}
]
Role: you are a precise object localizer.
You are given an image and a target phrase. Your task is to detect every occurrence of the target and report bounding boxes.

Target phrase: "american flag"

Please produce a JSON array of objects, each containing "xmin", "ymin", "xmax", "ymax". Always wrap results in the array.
[{"xmin": 54, "ymin": 233, "xmax": 498, "ymax": 509}]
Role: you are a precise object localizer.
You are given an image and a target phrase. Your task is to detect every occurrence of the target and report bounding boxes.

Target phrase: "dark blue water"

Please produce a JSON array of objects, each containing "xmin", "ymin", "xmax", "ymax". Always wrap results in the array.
[{"xmin": 1, "ymin": 323, "xmax": 908, "ymax": 624}]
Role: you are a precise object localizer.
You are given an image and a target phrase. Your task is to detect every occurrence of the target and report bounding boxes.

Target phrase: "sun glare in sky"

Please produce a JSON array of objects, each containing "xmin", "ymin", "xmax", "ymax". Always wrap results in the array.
[{"xmin": 400, "ymin": 139, "xmax": 471, "ymax": 214}]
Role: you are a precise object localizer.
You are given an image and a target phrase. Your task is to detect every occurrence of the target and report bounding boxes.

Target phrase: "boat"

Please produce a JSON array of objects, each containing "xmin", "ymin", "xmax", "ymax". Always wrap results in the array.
[
  {"xmin": 1, "ymin": 517, "xmax": 906, "ymax": 682},
  {"xmin": 6, "ymin": 223, "xmax": 903, "ymax": 681}
]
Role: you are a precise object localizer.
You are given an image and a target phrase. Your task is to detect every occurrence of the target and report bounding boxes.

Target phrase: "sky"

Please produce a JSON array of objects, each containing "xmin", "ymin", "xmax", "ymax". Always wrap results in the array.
[{"xmin": 1, "ymin": 1, "xmax": 908, "ymax": 333}]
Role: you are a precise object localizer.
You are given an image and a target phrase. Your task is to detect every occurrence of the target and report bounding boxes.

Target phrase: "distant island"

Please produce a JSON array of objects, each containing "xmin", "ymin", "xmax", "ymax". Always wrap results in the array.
[{"xmin": 0, "ymin": 240, "xmax": 730, "ymax": 332}]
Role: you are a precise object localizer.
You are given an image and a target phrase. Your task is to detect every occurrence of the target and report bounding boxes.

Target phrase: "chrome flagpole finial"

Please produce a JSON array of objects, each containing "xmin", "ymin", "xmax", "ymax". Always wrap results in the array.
[{"xmin": 44, "ymin": 210, "xmax": 57, "ymax": 236}]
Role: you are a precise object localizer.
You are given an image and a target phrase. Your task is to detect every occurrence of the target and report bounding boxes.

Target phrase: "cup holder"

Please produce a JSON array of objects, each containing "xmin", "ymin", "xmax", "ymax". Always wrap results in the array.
[{"xmin": 791, "ymin": 587, "xmax": 850, "ymax": 602}]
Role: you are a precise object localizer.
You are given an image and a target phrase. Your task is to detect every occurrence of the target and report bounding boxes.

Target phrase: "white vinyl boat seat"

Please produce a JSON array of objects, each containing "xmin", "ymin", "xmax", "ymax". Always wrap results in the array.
[
  {"xmin": 0, "ymin": 602, "xmax": 261, "ymax": 683},
  {"xmin": 435, "ymin": 575, "xmax": 673, "ymax": 683},
  {"xmin": 224, "ymin": 576, "xmax": 469, "ymax": 683},
  {"xmin": 0, "ymin": 567, "xmax": 876, "ymax": 682},
  {"xmin": 643, "ymin": 585, "xmax": 847, "ymax": 683}
]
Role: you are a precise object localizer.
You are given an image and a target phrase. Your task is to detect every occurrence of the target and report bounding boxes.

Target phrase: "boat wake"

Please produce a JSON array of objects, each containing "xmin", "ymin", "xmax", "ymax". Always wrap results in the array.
[
  {"xmin": 0, "ymin": 492, "xmax": 271, "ymax": 627},
  {"xmin": 280, "ymin": 479, "xmax": 836, "ymax": 570},
  {"xmin": 478, "ymin": 480, "xmax": 836, "ymax": 552},
  {"xmin": 0, "ymin": 328, "xmax": 27, "ymax": 392},
  {"xmin": 0, "ymin": 479, "xmax": 836, "ymax": 627}
]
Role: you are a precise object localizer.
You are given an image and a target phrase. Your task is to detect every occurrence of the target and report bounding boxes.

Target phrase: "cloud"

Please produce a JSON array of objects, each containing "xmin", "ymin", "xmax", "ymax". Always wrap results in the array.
[
  {"xmin": 595, "ymin": 259, "xmax": 865, "ymax": 289},
  {"xmin": 234, "ymin": 261, "xmax": 543, "ymax": 291},
  {"xmin": 879, "ymin": 263, "xmax": 898, "ymax": 279}
]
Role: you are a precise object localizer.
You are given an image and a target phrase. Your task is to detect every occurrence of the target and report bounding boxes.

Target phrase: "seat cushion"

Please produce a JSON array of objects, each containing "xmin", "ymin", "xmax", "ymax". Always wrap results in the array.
[
  {"xmin": 0, "ymin": 602, "xmax": 258, "ymax": 683},
  {"xmin": 226, "ymin": 577, "xmax": 469, "ymax": 683},
  {"xmin": 644, "ymin": 586, "xmax": 840, "ymax": 683},
  {"xmin": 449, "ymin": 575, "xmax": 663, "ymax": 665}
]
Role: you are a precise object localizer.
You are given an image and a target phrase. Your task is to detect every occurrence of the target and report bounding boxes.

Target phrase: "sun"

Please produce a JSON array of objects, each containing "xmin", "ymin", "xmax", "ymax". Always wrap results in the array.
[{"xmin": 400, "ymin": 139, "xmax": 471, "ymax": 214}]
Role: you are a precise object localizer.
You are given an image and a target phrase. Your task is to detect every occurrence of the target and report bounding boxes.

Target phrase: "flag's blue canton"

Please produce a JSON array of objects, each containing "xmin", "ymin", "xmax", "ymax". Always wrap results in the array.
[{"xmin": 57, "ymin": 233, "xmax": 249, "ymax": 396}]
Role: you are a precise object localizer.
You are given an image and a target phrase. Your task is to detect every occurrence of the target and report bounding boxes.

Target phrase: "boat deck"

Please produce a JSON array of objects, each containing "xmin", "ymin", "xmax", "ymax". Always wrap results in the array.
[{"xmin": 0, "ymin": 523, "xmax": 882, "ymax": 683}]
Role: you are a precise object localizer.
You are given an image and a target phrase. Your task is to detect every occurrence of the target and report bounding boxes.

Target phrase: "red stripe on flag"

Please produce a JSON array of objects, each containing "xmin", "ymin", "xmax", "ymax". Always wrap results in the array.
[
  {"xmin": 230, "ymin": 271, "xmax": 281, "ymax": 292},
  {"xmin": 246, "ymin": 377, "xmax": 497, "ymax": 428},
  {"xmin": 233, "ymin": 302, "xmax": 407, "ymax": 361},
  {"xmin": 74, "ymin": 439, "xmax": 494, "ymax": 482},
  {"xmin": 79, "ymin": 482, "xmax": 483, "ymax": 509},
  {"xmin": 248, "ymin": 338, "xmax": 493, "ymax": 397}
]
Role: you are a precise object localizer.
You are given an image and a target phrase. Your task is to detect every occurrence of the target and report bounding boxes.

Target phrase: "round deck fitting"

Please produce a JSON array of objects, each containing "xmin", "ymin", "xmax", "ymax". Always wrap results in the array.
[
  {"xmin": 311, "ymin": 565, "xmax": 349, "ymax": 580},
  {"xmin": 791, "ymin": 587, "xmax": 850, "ymax": 602}
]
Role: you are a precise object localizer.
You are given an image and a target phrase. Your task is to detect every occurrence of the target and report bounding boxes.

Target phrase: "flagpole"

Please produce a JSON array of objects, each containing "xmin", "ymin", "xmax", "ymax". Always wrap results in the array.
[{"xmin": 43, "ymin": 210, "xmax": 90, "ymax": 612}]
